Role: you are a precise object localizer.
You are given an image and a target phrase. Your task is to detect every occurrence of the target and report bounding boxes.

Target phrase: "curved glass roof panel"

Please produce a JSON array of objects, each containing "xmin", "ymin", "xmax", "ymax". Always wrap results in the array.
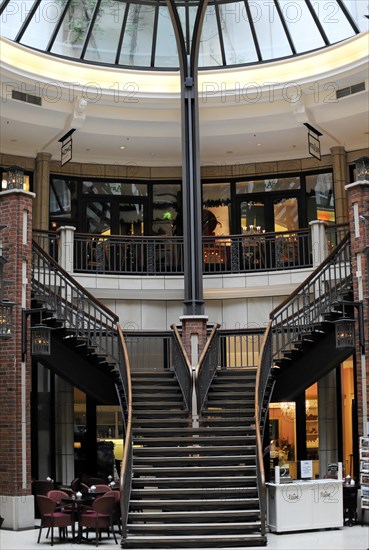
[{"xmin": 0, "ymin": 0, "xmax": 367, "ymax": 70}]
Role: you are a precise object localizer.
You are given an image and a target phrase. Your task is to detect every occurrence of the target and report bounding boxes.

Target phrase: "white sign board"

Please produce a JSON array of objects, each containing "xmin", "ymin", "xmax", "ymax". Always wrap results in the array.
[{"xmin": 300, "ymin": 460, "xmax": 313, "ymax": 479}]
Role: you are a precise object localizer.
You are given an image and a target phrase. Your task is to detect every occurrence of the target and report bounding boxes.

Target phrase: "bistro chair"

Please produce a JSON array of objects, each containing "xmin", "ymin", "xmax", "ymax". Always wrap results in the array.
[
  {"xmin": 31, "ymin": 480, "xmax": 55, "ymax": 519},
  {"xmin": 37, "ymin": 495, "xmax": 75, "ymax": 546},
  {"xmin": 78, "ymin": 494, "xmax": 117, "ymax": 546},
  {"xmin": 104, "ymin": 490, "xmax": 121, "ymax": 534},
  {"xmin": 47, "ymin": 490, "xmax": 75, "ymax": 516},
  {"xmin": 93, "ymin": 484, "xmax": 111, "ymax": 493}
]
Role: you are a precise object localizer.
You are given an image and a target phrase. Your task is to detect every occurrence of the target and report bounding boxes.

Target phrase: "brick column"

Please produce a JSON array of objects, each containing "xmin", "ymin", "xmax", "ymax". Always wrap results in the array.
[
  {"xmin": 0, "ymin": 189, "xmax": 35, "ymax": 529},
  {"xmin": 180, "ymin": 315, "xmax": 208, "ymax": 367},
  {"xmin": 345, "ymin": 180, "xmax": 369, "ymax": 437}
]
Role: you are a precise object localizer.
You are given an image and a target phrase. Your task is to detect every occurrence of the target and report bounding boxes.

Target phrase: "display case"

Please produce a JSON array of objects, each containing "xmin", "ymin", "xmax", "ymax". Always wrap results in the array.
[{"xmin": 306, "ymin": 400, "xmax": 319, "ymax": 460}]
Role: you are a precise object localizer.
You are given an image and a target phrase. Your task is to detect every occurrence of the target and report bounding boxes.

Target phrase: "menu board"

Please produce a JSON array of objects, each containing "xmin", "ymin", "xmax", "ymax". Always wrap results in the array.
[{"xmin": 300, "ymin": 459, "xmax": 313, "ymax": 479}]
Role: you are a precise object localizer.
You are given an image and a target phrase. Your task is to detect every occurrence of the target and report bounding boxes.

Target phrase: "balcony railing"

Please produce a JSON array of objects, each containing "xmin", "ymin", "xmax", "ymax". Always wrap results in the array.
[
  {"xmin": 71, "ymin": 228, "xmax": 312, "ymax": 275},
  {"xmin": 33, "ymin": 224, "xmax": 350, "ymax": 276}
]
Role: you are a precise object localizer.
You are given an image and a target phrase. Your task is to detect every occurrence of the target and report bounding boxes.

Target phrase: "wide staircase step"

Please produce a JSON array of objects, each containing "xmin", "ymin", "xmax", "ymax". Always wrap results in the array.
[{"xmin": 125, "ymin": 367, "xmax": 266, "ymax": 549}]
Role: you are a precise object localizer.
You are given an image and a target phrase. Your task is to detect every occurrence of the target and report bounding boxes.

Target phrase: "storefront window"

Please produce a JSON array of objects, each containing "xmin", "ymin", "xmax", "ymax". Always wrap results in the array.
[
  {"xmin": 202, "ymin": 182, "xmax": 231, "ymax": 235},
  {"xmin": 82, "ymin": 181, "xmax": 148, "ymax": 196},
  {"xmin": 306, "ymin": 172, "xmax": 335, "ymax": 223},
  {"xmin": 152, "ymin": 183, "xmax": 181, "ymax": 236},
  {"xmin": 268, "ymin": 402, "xmax": 296, "ymax": 478},
  {"xmin": 236, "ymin": 177, "xmax": 300, "ymax": 194},
  {"xmin": 50, "ymin": 178, "xmax": 77, "ymax": 220}
]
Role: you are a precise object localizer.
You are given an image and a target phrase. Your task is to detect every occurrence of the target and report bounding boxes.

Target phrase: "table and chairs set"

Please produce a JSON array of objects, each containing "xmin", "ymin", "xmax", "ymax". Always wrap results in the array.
[{"xmin": 35, "ymin": 478, "xmax": 120, "ymax": 546}]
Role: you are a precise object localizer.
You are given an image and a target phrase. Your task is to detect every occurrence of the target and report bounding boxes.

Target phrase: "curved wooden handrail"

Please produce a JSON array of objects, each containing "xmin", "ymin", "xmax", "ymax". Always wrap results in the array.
[
  {"xmin": 116, "ymin": 322, "xmax": 132, "ymax": 538},
  {"xmin": 255, "ymin": 322, "xmax": 272, "ymax": 487},
  {"xmin": 254, "ymin": 320, "xmax": 272, "ymax": 536},
  {"xmin": 32, "ymin": 239, "xmax": 119, "ymax": 322}
]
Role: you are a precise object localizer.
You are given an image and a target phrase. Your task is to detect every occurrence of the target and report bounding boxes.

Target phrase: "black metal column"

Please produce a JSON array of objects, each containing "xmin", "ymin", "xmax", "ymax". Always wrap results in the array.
[{"xmin": 166, "ymin": 0, "xmax": 208, "ymax": 316}]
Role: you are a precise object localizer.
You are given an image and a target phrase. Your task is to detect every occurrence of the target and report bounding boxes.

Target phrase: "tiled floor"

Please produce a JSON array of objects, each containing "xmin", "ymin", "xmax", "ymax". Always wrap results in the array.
[{"xmin": 0, "ymin": 525, "xmax": 368, "ymax": 550}]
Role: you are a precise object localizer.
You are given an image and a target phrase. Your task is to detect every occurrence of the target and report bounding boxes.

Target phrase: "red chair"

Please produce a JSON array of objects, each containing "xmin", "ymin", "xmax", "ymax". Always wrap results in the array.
[
  {"xmin": 47, "ymin": 489, "xmax": 75, "ymax": 516},
  {"xmin": 37, "ymin": 495, "xmax": 75, "ymax": 546},
  {"xmin": 104, "ymin": 490, "xmax": 121, "ymax": 534},
  {"xmin": 93, "ymin": 484, "xmax": 110, "ymax": 493},
  {"xmin": 78, "ymin": 495, "xmax": 117, "ymax": 546}
]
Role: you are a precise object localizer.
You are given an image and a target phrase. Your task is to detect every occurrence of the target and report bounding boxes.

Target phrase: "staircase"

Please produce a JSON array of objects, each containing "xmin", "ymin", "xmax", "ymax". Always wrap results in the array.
[
  {"xmin": 269, "ymin": 233, "xmax": 354, "ymax": 401},
  {"xmin": 123, "ymin": 368, "xmax": 266, "ymax": 549}
]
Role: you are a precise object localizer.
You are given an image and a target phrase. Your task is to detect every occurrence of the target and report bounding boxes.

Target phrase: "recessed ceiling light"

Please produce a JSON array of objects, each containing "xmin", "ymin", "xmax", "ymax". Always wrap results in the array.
[
  {"xmin": 10, "ymin": 139, "xmax": 17, "ymax": 142},
  {"xmin": 120, "ymin": 146, "xmax": 125, "ymax": 150},
  {"xmin": 226, "ymin": 151, "xmax": 233, "ymax": 154},
  {"xmin": 257, "ymin": 143, "xmax": 261, "ymax": 147}
]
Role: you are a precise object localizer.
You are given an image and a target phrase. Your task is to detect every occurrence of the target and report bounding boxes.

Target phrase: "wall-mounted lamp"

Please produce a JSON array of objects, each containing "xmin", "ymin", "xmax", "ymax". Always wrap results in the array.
[
  {"xmin": 334, "ymin": 318, "xmax": 355, "ymax": 349},
  {"xmin": 334, "ymin": 301, "xmax": 364, "ymax": 353},
  {"xmin": 355, "ymin": 156, "xmax": 369, "ymax": 182},
  {"xmin": 0, "ymin": 301, "xmax": 15, "ymax": 338},
  {"xmin": 31, "ymin": 324, "xmax": 51, "ymax": 355},
  {"xmin": 6, "ymin": 165, "xmax": 25, "ymax": 190},
  {"xmin": 22, "ymin": 310, "xmax": 52, "ymax": 359}
]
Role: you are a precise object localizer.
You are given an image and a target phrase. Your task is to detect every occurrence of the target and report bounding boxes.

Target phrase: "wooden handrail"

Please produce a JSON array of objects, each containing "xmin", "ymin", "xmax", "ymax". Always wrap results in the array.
[{"xmin": 116, "ymin": 322, "xmax": 132, "ymax": 538}]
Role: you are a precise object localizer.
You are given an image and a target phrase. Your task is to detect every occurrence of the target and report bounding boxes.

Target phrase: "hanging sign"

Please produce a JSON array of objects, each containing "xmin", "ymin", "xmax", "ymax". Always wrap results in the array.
[
  {"xmin": 304, "ymin": 123, "xmax": 322, "ymax": 161},
  {"xmin": 59, "ymin": 129, "xmax": 76, "ymax": 166}
]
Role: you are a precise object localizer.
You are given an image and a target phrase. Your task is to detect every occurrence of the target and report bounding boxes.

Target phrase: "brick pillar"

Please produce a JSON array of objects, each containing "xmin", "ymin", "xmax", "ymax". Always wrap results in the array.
[
  {"xmin": 344, "ymin": 180, "xmax": 369, "ymax": 437},
  {"xmin": 0, "ymin": 189, "xmax": 35, "ymax": 529},
  {"xmin": 180, "ymin": 315, "xmax": 208, "ymax": 367}
]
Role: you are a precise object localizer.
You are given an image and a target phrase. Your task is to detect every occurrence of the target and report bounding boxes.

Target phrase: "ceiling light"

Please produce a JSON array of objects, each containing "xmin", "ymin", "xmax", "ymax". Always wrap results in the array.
[{"xmin": 120, "ymin": 146, "xmax": 125, "ymax": 150}]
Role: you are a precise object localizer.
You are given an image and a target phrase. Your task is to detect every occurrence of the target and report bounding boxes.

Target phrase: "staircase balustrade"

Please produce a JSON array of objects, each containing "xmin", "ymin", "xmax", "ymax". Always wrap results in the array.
[
  {"xmin": 195, "ymin": 324, "xmax": 221, "ymax": 414},
  {"xmin": 270, "ymin": 233, "xmax": 352, "ymax": 360},
  {"xmin": 116, "ymin": 323, "xmax": 132, "ymax": 539},
  {"xmin": 32, "ymin": 240, "xmax": 133, "ymax": 540},
  {"xmin": 171, "ymin": 324, "xmax": 193, "ymax": 412},
  {"xmin": 32, "ymin": 240, "xmax": 119, "ymax": 363}
]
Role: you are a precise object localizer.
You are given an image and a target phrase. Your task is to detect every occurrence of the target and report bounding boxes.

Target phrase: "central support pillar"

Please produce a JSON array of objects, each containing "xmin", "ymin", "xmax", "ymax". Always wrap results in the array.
[
  {"xmin": 180, "ymin": 315, "xmax": 208, "ymax": 367},
  {"xmin": 166, "ymin": 0, "xmax": 208, "ymax": 317}
]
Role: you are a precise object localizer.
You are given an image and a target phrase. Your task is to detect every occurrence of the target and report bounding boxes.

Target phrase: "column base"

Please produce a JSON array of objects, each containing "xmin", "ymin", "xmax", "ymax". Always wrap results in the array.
[{"xmin": 0, "ymin": 495, "xmax": 34, "ymax": 530}]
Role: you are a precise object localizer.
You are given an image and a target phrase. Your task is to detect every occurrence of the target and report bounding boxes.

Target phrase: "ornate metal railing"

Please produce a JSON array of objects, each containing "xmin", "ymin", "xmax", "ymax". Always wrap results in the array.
[
  {"xmin": 270, "ymin": 233, "xmax": 352, "ymax": 360},
  {"xmin": 326, "ymin": 223, "xmax": 350, "ymax": 252},
  {"xmin": 32, "ymin": 240, "xmax": 119, "ymax": 362},
  {"xmin": 196, "ymin": 324, "xmax": 220, "ymax": 414},
  {"xmin": 219, "ymin": 328, "xmax": 264, "ymax": 368},
  {"xmin": 171, "ymin": 324, "xmax": 193, "ymax": 412},
  {"xmin": 32, "ymin": 224, "xmax": 347, "ymax": 277},
  {"xmin": 32, "ymin": 229, "xmax": 59, "ymax": 260},
  {"xmin": 124, "ymin": 330, "xmax": 172, "ymax": 371},
  {"xmin": 72, "ymin": 228, "xmax": 312, "ymax": 275}
]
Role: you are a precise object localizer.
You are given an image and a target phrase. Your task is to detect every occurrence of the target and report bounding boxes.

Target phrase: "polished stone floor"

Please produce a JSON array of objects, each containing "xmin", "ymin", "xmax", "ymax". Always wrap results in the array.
[{"xmin": 0, "ymin": 524, "xmax": 368, "ymax": 549}]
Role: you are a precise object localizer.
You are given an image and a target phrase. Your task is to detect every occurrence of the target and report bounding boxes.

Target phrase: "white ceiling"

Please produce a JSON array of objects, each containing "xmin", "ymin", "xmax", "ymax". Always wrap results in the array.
[{"xmin": 1, "ymin": 37, "xmax": 368, "ymax": 169}]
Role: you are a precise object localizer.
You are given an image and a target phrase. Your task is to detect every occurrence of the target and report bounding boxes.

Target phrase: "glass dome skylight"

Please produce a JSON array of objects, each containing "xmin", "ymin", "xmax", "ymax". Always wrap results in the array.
[{"xmin": 0, "ymin": 0, "xmax": 368, "ymax": 70}]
